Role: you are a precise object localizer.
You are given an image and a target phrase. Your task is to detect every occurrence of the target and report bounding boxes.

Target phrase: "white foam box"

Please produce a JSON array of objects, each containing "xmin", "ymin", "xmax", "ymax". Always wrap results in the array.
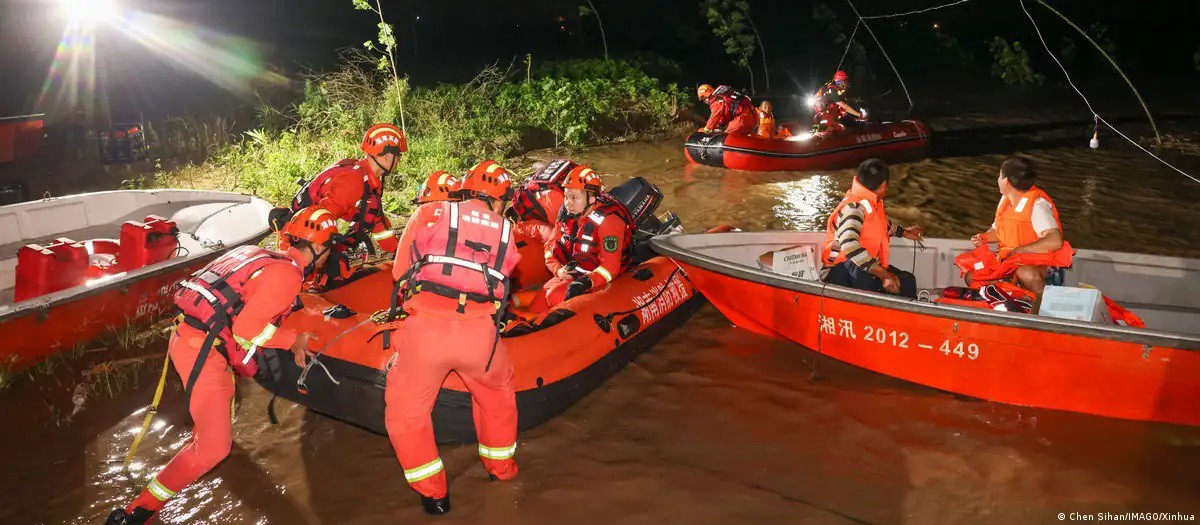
[
  {"xmin": 1038, "ymin": 285, "xmax": 1111, "ymax": 323},
  {"xmin": 767, "ymin": 244, "xmax": 821, "ymax": 281}
]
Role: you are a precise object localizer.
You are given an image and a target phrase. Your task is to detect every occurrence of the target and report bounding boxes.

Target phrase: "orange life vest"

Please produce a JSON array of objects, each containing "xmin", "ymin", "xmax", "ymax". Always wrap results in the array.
[
  {"xmin": 513, "ymin": 158, "xmax": 575, "ymax": 224},
  {"xmin": 823, "ymin": 180, "xmax": 891, "ymax": 268},
  {"xmin": 174, "ymin": 245, "xmax": 302, "ymax": 381},
  {"xmin": 551, "ymin": 194, "xmax": 635, "ymax": 274},
  {"xmin": 755, "ymin": 109, "xmax": 776, "ymax": 138},
  {"xmin": 994, "ymin": 186, "xmax": 1072, "ymax": 265},
  {"xmin": 291, "ymin": 158, "xmax": 390, "ymax": 253},
  {"xmin": 403, "ymin": 199, "xmax": 520, "ymax": 311}
]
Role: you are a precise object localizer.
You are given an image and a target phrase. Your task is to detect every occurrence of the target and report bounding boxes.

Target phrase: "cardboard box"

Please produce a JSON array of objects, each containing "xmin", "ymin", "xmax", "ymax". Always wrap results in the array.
[
  {"xmin": 766, "ymin": 244, "xmax": 821, "ymax": 281},
  {"xmin": 1039, "ymin": 285, "xmax": 1110, "ymax": 323}
]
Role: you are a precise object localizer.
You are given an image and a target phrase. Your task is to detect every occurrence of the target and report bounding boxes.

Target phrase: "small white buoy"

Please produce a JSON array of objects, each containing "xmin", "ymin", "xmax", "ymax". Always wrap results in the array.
[{"xmin": 1089, "ymin": 132, "xmax": 1099, "ymax": 149}]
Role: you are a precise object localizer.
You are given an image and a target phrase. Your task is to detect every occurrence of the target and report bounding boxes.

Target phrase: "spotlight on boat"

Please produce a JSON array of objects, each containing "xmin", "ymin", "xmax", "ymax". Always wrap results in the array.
[
  {"xmin": 805, "ymin": 95, "xmax": 819, "ymax": 109},
  {"xmin": 787, "ymin": 132, "xmax": 815, "ymax": 142}
]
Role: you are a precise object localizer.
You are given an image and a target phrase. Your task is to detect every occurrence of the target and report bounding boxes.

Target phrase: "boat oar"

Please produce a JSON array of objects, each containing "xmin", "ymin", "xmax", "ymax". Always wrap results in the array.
[{"xmin": 124, "ymin": 351, "xmax": 172, "ymax": 468}]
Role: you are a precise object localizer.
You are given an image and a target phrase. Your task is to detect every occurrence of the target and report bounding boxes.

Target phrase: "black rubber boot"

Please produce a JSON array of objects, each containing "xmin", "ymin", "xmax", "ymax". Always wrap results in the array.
[
  {"xmin": 421, "ymin": 495, "xmax": 451, "ymax": 515},
  {"xmin": 104, "ymin": 507, "xmax": 153, "ymax": 525}
]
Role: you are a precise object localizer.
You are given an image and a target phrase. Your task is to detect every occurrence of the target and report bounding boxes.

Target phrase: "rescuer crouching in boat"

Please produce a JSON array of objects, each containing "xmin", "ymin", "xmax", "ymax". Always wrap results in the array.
[
  {"xmin": 526, "ymin": 165, "xmax": 636, "ymax": 311},
  {"xmin": 821, "ymin": 158, "xmax": 924, "ymax": 298},
  {"xmin": 961, "ymin": 156, "xmax": 1074, "ymax": 295},
  {"xmin": 697, "ymin": 83, "xmax": 759, "ymax": 136},
  {"xmin": 273, "ymin": 123, "xmax": 406, "ymax": 292},
  {"xmin": 384, "ymin": 160, "xmax": 521, "ymax": 515},
  {"xmin": 811, "ymin": 70, "xmax": 866, "ymax": 133},
  {"xmin": 105, "ymin": 209, "xmax": 336, "ymax": 525}
]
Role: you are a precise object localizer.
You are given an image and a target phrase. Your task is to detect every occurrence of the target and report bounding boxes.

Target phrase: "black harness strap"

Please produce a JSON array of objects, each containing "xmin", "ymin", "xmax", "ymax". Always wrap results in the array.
[{"xmin": 441, "ymin": 202, "xmax": 460, "ymax": 276}]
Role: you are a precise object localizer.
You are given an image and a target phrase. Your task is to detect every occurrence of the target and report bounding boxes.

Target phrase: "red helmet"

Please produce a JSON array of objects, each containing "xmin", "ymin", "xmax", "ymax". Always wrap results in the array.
[
  {"xmin": 562, "ymin": 165, "xmax": 603, "ymax": 193},
  {"xmin": 459, "ymin": 160, "xmax": 514, "ymax": 201},
  {"xmin": 833, "ymin": 70, "xmax": 848, "ymax": 84},
  {"xmin": 280, "ymin": 206, "xmax": 339, "ymax": 250},
  {"xmin": 416, "ymin": 170, "xmax": 461, "ymax": 204},
  {"xmin": 697, "ymin": 84, "xmax": 714, "ymax": 100},
  {"xmin": 361, "ymin": 123, "xmax": 407, "ymax": 156}
]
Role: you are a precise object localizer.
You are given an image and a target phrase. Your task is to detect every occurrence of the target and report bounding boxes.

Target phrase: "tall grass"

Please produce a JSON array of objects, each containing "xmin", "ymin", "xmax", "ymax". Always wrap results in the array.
[{"xmin": 158, "ymin": 54, "xmax": 685, "ymax": 217}]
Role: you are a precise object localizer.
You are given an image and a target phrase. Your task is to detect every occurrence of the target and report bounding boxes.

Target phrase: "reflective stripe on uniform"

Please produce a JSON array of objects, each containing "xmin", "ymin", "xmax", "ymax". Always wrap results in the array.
[
  {"xmin": 250, "ymin": 323, "xmax": 277, "ymax": 348},
  {"xmin": 146, "ymin": 478, "xmax": 176, "ymax": 501},
  {"xmin": 372, "ymin": 230, "xmax": 396, "ymax": 240},
  {"xmin": 232, "ymin": 335, "xmax": 259, "ymax": 363},
  {"xmin": 591, "ymin": 266, "xmax": 613, "ymax": 284},
  {"xmin": 179, "ymin": 281, "xmax": 220, "ymax": 304},
  {"xmin": 857, "ymin": 199, "xmax": 874, "ymax": 215},
  {"xmin": 478, "ymin": 442, "xmax": 517, "ymax": 460},
  {"xmin": 403, "ymin": 457, "xmax": 445, "ymax": 482},
  {"xmin": 423, "ymin": 255, "xmax": 507, "ymax": 281}
]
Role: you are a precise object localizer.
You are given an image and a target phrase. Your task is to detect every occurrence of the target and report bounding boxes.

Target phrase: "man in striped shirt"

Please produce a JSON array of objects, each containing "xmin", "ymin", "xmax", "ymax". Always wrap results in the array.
[{"xmin": 821, "ymin": 159, "xmax": 923, "ymax": 298}]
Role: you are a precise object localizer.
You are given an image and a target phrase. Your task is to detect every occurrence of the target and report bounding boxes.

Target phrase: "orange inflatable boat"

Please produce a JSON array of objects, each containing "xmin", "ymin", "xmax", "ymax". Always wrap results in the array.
[{"xmin": 255, "ymin": 178, "xmax": 704, "ymax": 443}]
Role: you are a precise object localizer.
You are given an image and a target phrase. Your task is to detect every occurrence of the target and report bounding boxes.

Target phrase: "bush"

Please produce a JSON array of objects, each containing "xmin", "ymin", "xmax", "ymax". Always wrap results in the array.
[
  {"xmin": 989, "ymin": 37, "xmax": 1044, "ymax": 86},
  {"xmin": 157, "ymin": 57, "xmax": 683, "ymax": 218}
]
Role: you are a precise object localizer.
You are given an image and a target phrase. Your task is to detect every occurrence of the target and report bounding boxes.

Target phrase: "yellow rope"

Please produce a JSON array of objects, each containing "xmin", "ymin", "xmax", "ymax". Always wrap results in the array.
[{"xmin": 124, "ymin": 350, "xmax": 172, "ymax": 468}]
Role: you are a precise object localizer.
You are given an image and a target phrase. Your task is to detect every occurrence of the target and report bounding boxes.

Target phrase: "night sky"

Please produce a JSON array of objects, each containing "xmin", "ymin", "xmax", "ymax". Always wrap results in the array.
[{"xmin": 1, "ymin": 0, "xmax": 1195, "ymax": 119}]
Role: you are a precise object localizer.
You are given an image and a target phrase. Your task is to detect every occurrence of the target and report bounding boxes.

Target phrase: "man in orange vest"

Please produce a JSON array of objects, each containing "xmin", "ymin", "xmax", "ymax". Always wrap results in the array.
[
  {"xmin": 287, "ymin": 123, "xmax": 406, "ymax": 290},
  {"xmin": 754, "ymin": 100, "xmax": 792, "ymax": 139},
  {"xmin": 968, "ymin": 156, "xmax": 1072, "ymax": 294},
  {"xmin": 822, "ymin": 158, "xmax": 924, "ymax": 298},
  {"xmin": 697, "ymin": 83, "xmax": 759, "ymax": 136},
  {"xmin": 386, "ymin": 160, "xmax": 521, "ymax": 515},
  {"xmin": 105, "ymin": 209, "xmax": 337, "ymax": 525},
  {"xmin": 531, "ymin": 165, "xmax": 635, "ymax": 310}
]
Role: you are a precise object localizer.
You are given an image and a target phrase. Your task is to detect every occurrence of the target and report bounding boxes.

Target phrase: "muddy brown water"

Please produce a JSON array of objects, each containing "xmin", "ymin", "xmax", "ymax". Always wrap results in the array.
[{"xmin": 4, "ymin": 117, "xmax": 1200, "ymax": 524}]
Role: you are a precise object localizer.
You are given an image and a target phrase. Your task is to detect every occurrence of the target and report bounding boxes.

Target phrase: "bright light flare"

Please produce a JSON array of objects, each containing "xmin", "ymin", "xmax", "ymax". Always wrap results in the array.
[
  {"xmin": 805, "ymin": 95, "xmax": 819, "ymax": 109},
  {"xmin": 60, "ymin": 0, "xmax": 120, "ymax": 27}
]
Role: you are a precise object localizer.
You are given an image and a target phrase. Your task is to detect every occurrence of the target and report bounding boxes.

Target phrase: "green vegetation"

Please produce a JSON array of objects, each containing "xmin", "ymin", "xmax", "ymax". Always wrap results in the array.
[
  {"xmin": 989, "ymin": 37, "xmax": 1044, "ymax": 86},
  {"xmin": 158, "ymin": 56, "xmax": 684, "ymax": 217},
  {"xmin": 702, "ymin": 0, "xmax": 764, "ymax": 93}
]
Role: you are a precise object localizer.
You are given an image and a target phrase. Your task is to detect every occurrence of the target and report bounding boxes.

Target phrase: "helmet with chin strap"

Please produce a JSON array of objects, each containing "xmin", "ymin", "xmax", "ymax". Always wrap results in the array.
[{"xmin": 280, "ymin": 207, "xmax": 342, "ymax": 276}]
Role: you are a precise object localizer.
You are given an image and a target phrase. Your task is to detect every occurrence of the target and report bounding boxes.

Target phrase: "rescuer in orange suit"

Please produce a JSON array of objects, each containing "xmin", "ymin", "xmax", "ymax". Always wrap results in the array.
[
  {"xmin": 105, "ymin": 208, "xmax": 339, "ymax": 525},
  {"xmin": 697, "ymin": 83, "xmax": 759, "ymax": 136},
  {"xmin": 530, "ymin": 165, "xmax": 635, "ymax": 310},
  {"xmin": 284, "ymin": 123, "xmax": 406, "ymax": 290},
  {"xmin": 510, "ymin": 158, "xmax": 577, "ymax": 248},
  {"xmin": 385, "ymin": 160, "xmax": 521, "ymax": 515}
]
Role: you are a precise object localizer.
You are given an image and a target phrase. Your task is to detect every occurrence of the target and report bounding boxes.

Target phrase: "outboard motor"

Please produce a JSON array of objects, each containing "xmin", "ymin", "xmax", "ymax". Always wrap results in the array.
[{"xmin": 608, "ymin": 177, "xmax": 682, "ymax": 264}]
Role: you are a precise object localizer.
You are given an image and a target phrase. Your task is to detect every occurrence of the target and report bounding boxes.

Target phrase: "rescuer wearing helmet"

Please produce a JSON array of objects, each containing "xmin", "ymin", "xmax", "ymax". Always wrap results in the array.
[
  {"xmin": 282, "ymin": 123, "xmax": 407, "ymax": 290},
  {"xmin": 384, "ymin": 160, "xmax": 522, "ymax": 515},
  {"xmin": 811, "ymin": 71, "xmax": 865, "ymax": 132},
  {"xmin": 105, "ymin": 208, "xmax": 338, "ymax": 525},
  {"xmin": 529, "ymin": 165, "xmax": 635, "ymax": 310},
  {"xmin": 697, "ymin": 83, "xmax": 759, "ymax": 136}
]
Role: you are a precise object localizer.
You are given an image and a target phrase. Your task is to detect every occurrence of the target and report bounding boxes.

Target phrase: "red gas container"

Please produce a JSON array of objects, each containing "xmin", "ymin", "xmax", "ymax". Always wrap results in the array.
[
  {"xmin": 117, "ymin": 215, "xmax": 179, "ymax": 272},
  {"xmin": 14, "ymin": 238, "xmax": 89, "ymax": 302}
]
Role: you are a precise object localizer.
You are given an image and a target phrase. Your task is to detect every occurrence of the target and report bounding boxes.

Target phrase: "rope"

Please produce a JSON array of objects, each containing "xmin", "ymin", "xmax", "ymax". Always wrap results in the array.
[
  {"xmin": 124, "ymin": 351, "xmax": 172, "ymax": 468},
  {"xmin": 1018, "ymin": 0, "xmax": 1200, "ymax": 185},
  {"xmin": 811, "ymin": 281, "xmax": 829, "ymax": 384},
  {"xmin": 296, "ymin": 316, "xmax": 376, "ymax": 392},
  {"xmin": 861, "ymin": 0, "xmax": 972, "ymax": 19},
  {"xmin": 834, "ymin": 20, "xmax": 861, "ymax": 73},
  {"xmin": 843, "ymin": 0, "xmax": 914, "ymax": 114}
]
